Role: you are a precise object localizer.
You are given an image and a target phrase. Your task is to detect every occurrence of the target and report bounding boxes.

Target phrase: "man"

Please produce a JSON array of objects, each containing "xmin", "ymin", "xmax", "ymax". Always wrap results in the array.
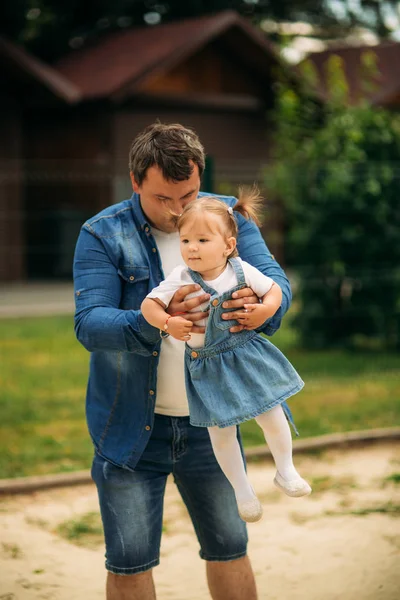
[{"xmin": 73, "ymin": 122, "xmax": 292, "ymax": 600}]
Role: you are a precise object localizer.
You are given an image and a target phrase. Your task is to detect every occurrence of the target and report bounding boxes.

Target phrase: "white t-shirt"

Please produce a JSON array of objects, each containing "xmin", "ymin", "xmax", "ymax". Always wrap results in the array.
[{"xmin": 150, "ymin": 227, "xmax": 190, "ymax": 416}]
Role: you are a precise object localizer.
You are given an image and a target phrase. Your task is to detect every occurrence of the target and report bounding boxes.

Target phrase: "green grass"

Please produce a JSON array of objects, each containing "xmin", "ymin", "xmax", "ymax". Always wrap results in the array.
[
  {"xmin": 1, "ymin": 314, "xmax": 400, "ymax": 479},
  {"xmin": 56, "ymin": 512, "xmax": 104, "ymax": 548}
]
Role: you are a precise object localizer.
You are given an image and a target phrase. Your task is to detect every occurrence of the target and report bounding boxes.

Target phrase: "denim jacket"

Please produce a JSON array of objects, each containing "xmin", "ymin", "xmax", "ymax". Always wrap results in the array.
[{"xmin": 73, "ymin": 192, "xmax": 292, "ymax": 469}]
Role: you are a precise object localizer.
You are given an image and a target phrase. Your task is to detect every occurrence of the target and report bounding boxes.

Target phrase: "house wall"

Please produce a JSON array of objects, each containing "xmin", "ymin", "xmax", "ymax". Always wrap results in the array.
[
  {"xmin": 23, "ymin": 106, "xmax": 112, "ymax": 278},
  {"xmin": 143, "ymin": 42, "xmax": 262, "ymax": 96},
  {"xmin": 0, "ymin": 95, "xmax": 24, "ymax": 281}
]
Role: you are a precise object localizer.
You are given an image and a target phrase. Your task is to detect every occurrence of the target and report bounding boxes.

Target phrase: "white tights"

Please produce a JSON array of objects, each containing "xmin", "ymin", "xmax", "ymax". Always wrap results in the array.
[{"xmin": 207, "ymin": 405, "xmax": 299, "ymax": 503}]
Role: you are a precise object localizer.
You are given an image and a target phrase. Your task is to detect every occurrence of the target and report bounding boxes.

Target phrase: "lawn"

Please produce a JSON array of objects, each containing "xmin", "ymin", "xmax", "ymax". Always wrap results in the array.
[{"xmin": 1, "ymin": 314, "xmax": 399, "ymax": 478}]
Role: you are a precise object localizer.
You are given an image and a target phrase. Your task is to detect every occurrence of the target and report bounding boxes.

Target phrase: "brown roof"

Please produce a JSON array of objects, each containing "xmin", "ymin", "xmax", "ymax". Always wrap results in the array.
[
  {"xmin": 302, "ymin": 42, "xmax": 400, "ymax": 107},
  {"xmin": 0, "ymin": 36, "xmax": 81, "ymax": 104},
  {"xmin": 56, "ymin": 10, "xmax": 281, "ymax": 102}
]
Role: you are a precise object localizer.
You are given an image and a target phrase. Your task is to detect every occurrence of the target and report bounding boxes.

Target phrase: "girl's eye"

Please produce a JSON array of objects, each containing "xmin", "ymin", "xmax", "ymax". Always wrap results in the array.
[
  {"xmin": 181, "ymin": 239, "xmax": 189, "ymax": 244},
  {"xmin": 199, "ymin": 239, "xmax": 208, "ymax": 243}
]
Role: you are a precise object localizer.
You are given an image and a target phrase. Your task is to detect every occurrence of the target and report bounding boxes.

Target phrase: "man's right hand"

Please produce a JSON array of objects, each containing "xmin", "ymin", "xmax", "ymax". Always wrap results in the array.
[{"xmin": 167, "ymin": 284, "xmax": 210, "ymax": 334}]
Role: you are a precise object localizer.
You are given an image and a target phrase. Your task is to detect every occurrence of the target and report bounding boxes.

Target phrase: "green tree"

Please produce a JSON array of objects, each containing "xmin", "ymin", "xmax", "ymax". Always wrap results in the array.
[
  {"xmin": 1, "ymin": 1, "xmax": 399, "ymax": 62},
  {"xmin": 266, "ymin": 55, "xmax": 400, "ymax": 349}
]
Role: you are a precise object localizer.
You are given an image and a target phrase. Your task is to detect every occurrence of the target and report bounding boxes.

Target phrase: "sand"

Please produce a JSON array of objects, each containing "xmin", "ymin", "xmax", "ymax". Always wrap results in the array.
[{"xmin": 0, "ymin": 442, "xmax": 399, "ymax": 600}]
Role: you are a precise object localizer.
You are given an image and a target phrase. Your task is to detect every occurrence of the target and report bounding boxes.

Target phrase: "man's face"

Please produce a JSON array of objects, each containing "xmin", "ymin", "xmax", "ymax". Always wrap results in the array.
[{"xmin": 130, "ymin": 164, "xmax": 201, "ymax": 233}]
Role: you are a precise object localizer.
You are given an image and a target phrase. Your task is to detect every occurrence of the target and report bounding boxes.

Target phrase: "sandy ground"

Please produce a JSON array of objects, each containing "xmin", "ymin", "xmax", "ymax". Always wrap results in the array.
[{"xmin": 0, "ymin": 442, "xmax": 399, "ymax": 600}]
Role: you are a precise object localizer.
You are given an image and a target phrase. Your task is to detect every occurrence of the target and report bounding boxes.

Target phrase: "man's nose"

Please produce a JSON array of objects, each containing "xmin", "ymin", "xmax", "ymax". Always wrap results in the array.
[{"xmin": 170, "ymin": 199, "xmax": 185, "ymax": 215}]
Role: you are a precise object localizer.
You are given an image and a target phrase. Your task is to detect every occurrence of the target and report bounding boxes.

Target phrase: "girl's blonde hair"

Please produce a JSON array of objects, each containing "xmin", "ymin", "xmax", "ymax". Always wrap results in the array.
[{"xmin": 176, "ymin": 186, "xmax": 264, "ymax": 258}]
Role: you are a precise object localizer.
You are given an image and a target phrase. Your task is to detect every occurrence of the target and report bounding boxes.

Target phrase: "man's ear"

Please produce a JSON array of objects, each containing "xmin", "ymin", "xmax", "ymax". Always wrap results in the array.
[
  {"xmin": 130, "ymin": 172, "xmax": 140, "ymax": 193},
  {"xmin": 225, "ymin": 237, "xmax": 236, "ymax": 255}
]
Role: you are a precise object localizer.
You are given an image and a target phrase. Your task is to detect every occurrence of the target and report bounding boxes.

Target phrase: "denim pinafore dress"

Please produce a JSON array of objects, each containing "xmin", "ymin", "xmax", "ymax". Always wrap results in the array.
[{"xmin": 184, "ymin": 258, "xmax": 304, "ymax": 430}]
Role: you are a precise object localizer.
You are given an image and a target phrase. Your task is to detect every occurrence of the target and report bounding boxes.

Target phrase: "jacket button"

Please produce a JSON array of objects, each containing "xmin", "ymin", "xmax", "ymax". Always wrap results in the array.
[
  {"xmin": 129, "ymin": 275, "xmax": 135, "ymax": 281},
  {"xmin": 76, "ymin": 291, "xmax": 80, "ymax": 296},
  {"xmin": 145, "ymin": 425, "xmax": 151, "ymax": 431},
  {"xmin": 149, "ymin": 390, "xmax": 155, "ymax": 395},
  {"xmin": 212, "ymin": 299, "xmax": 219, "ymax": 306},
  {"xmin": 152, "ymin": 248, "xmax": 157, "ymax": 253},
  {"xmin": 152, "ymin": 351, "xmax": 158, "ymax": 357},
  {"xmin": 191, "ymin": 351, "xmax": 198, "ymax": 358},
  {"xmin": 145, "ymin": 226, "xmax": 150, "ymax": 233}
]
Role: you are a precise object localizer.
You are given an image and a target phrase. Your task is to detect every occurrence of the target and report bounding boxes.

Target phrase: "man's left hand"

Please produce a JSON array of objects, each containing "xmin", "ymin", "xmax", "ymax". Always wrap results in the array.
[{"xmin": 221, "ymin": 287, "xmax": 260, "ymax": 333}]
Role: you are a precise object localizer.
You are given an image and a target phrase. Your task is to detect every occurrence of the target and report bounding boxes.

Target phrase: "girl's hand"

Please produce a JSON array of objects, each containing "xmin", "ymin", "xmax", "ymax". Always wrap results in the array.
[
  {"xmin": 168, "ymin": 284, "xmax": 210, "ymax": 334},
  {"xmin": 166, "ymin": 316, "xmax": 193, "ymax": 341},
  {"xmin": 235, "ymin": 303, "xmax": 273, "ymax": 330}
]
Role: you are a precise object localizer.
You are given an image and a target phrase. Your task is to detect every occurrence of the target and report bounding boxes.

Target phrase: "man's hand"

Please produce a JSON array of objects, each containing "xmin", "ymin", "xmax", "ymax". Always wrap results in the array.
[
  {"xmin": 221, "ymin": 287, "xmax": 260, "ymax": 333},
  {"xmin": 167, "ymin": 284, "xmax": 210, "ymax": 334}
]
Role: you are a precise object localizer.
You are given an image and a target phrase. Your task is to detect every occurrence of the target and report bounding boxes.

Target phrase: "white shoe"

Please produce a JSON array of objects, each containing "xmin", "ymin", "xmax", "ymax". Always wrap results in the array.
[
  {"xmin": 238, "ymin": 496, "xmax": 263, "ymax": 522},
  {"xmin": 273, "ymin": 471, "xmax": 312, "ymax": 497}
]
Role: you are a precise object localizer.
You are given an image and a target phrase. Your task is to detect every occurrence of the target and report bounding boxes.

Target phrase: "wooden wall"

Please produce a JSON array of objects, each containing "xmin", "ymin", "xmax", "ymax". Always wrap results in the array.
[
  {"xmin": 0, "ymin": 95, "xmax": 24, "ymax": 281},
  {"xmin": 23, "ymin": 106, "xmax": 112, "ymax": 278}
]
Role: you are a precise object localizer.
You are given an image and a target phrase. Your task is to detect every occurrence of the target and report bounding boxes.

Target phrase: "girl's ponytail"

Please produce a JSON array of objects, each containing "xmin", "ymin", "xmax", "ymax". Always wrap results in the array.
[{"xmin": 233, "ymin": 185, "xmax": 264, "ymax": 226}]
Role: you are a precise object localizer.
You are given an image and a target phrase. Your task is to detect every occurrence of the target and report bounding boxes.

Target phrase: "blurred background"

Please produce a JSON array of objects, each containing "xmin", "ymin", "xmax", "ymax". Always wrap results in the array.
[{"xmin": 0, "ymin": 0, "xmax": 400, "ymax": 479}]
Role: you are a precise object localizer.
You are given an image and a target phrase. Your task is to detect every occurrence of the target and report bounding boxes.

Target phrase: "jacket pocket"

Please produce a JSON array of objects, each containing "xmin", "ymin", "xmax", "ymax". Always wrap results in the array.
[{"xmin": 118, "ymin": 266, "xmax": 150, "ymax": 310}]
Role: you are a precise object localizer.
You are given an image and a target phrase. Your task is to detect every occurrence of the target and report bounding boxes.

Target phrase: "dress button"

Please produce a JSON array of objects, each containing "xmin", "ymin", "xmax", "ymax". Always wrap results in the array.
[
  {"xmin": 212, "ymin": 299, "xmax": 219, "ymax": 307},
  {"xmin": 145, "ymin": 425, "xmax": 151, "ymax": 431},
  {"xmin": 191, "ymin": 351, "xmax": 198, "ymax": 358},
  {"xmin": 149, "ymin": 390, "xmax": 155, "ymax": 395},
  {"xmin": 129, "ymin": 275, "xmax": 135, "ymax": 281},
  {"xmin": 152, "ymin": 351, "xmax": 158, "ymax": 357}
]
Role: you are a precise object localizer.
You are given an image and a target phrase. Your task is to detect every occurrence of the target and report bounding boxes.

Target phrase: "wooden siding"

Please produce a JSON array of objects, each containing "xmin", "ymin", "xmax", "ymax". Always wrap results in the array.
[
  {"xmin": 23, "ymin": 108, "xmax": 113, "ymax": 278},
  {"xmin": 0, "ymin": 97, "xmax": 24, "ymax": 281},
  {"xmin": 142, "ymin": 42, "xmax": 263, "ymax": 97}
]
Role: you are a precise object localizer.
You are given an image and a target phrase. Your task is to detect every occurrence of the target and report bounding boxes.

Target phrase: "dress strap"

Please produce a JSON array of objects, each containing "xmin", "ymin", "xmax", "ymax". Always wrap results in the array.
[
  {"xmin": 187, "ymin": 268, "xmax": 217, "ymax": 295},
  {"xmin": 228, "ymin": 257, "xmax": 246, "ymax": 287}
]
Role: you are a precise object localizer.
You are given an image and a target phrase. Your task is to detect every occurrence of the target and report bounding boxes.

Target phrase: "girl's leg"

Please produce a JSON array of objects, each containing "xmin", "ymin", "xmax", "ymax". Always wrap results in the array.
[
  {"xmin": 207, "ymin": 426, "xmax": 262, "ymax": 521},
  {"xmin": 255, "ymin": 405, "xmax": 298, "ymax": 480},
  {"xmin": 255, "ymin": 405, "xmax": 311, "ymax": 497},
  {"xmin": 207, "ymin": 426, "xmax": 253, "ymax": 503}
]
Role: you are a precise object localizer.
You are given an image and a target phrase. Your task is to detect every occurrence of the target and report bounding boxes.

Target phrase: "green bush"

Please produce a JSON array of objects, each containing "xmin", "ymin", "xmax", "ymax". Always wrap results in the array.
[{"xmin": 267, "ymin": 55, "xmax": 400, "ymax": 349}]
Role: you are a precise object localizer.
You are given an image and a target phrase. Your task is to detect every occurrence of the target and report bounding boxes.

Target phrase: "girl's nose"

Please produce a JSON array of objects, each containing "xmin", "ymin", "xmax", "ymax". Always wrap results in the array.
[{"xmin": 189, "ymin": 242, "xmax": 198, "ymax": 252}]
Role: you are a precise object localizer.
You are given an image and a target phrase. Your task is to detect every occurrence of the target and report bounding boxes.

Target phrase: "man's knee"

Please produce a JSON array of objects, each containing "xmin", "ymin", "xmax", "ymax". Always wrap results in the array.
[{"xmin": 107, "ymin": 570, "xmax": 155, "ymax": 599}]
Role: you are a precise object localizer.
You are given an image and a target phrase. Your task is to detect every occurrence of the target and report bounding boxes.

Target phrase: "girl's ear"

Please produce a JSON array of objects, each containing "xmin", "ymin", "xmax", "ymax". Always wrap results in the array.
[{"xmin": 225, "ymin": 236, "xmax": 236, "ymax": 255}]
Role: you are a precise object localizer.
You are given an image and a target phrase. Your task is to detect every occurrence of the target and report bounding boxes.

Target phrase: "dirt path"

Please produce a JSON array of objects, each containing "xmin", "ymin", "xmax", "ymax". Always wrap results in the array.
[{"xmin": 0, "ymin": 442, "xmax": 399, "ymax": 600}]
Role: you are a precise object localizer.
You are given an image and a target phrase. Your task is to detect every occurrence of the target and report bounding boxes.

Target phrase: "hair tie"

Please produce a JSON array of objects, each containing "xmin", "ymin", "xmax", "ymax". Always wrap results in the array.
[{"xmin": 227, "ymin": 206, "xmax": 233, "ymax": 215}]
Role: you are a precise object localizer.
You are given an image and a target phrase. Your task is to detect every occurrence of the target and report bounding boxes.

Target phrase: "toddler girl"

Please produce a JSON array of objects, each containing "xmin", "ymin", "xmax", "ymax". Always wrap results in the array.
[{"xmin": 141, "ymin": 192, "xmax": 311, "ymax": 522}]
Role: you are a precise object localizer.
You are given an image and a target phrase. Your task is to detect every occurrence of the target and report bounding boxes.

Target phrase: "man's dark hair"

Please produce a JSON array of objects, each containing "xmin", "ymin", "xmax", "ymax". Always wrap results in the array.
[{"xmin": 129, "ymin": 122, "xmax": 205, "ymax": 185}]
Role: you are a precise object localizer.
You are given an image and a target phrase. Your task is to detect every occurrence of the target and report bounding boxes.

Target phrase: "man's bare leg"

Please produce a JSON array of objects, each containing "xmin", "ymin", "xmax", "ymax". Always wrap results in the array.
[
  {"xmin": 206, "ymin": 555, "xmax": 258, "ymax": 600},
  {"xmin": 106, "ymin": 571, "xmax": 156, "ymax": 600}
]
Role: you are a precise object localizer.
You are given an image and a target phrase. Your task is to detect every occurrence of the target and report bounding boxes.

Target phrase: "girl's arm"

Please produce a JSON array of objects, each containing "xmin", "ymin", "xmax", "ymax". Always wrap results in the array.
[{"xmin": 141, "ymin": 297, "xmax": 193, "ymax": 341}]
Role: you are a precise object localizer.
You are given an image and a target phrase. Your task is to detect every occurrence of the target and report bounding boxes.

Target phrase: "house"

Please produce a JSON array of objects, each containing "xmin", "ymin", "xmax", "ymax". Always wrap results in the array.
[
  {"xmin": 0, "ymin": 10, "xmax": 290, "ymax": 282},
  {"xmin": 301, "ymin": 41, "xmax": 400, "ymax": 107}
]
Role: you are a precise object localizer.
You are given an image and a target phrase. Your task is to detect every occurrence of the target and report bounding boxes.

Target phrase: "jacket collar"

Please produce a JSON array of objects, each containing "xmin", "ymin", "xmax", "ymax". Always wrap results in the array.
[{"xmin": 130, "ymin": 192, "xmax": 151, "ymax": 230}]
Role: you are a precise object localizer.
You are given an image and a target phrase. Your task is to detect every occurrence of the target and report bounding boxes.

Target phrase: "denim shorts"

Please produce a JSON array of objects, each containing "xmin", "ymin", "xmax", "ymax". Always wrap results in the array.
[{"xmin": 91, "ymin": 414, "xmax": 248, "ymax": 575}]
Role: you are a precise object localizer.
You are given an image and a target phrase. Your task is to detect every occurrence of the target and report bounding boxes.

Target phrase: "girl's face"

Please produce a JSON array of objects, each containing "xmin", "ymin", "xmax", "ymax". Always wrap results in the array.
[{"xmin": 179, "ymin": 212, "xmax": 236, "ymax": 280}]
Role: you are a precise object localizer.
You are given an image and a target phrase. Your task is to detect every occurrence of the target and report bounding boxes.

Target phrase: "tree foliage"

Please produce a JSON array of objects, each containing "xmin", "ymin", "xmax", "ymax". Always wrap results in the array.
[
  {"xmin": 0, "ymin": 0, "xmax": 399, "ymax": 62},
  {"xmin": 266, "ymin": 55, "xmax": 400, "ymax": 350}
]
